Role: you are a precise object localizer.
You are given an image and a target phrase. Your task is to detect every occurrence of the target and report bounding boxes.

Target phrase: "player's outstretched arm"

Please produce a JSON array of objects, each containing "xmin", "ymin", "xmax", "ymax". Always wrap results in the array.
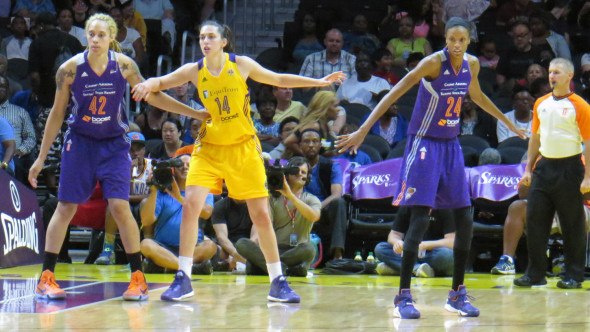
[
  {"xmin": 238, "ymin": 56, "xmax": 346, "ymax": 88},
  {"xmin": 335, "ymin": 54, "xmax": 439, "ymax": 154},
  {"xmin": 467, "ymin": 56, "xmax": 527, "ymax": 139},
  {"xmin": 29, "ymin": 59, "xmax": 77, "ymax": 188},
  {"xmin": 120, "ymin": 55, "xmax": 210, "ymax": 121}
]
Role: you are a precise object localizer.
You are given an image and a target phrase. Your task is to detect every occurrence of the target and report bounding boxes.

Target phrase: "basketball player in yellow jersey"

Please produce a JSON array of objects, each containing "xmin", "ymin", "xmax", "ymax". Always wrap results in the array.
[{"xmin": 132, "ymin": 21, "xmax": 345, "ymax": 302}]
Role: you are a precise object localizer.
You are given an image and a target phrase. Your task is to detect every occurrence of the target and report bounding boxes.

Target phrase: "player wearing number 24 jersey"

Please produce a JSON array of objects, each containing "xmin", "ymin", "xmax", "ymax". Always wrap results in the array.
[{"xmin": 336, "ymin": 17, "xmax": 527, "ymax": 320}]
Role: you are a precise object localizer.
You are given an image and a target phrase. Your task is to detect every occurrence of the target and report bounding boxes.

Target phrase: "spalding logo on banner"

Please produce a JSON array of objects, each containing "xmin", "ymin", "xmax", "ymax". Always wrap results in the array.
[
  {"xmin": 0, "ymin": 170, "xmax": 44, "ymax": 267},
  {"xmin": 2, "ymin": 180, "xmax": 40, "ymax": 255}
]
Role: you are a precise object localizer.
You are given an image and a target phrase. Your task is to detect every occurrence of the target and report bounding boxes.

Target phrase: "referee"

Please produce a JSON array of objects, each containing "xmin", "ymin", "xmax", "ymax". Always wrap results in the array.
[{"xmin": 515, "ymin": 58, "xmax": 590, "ymax": 289}]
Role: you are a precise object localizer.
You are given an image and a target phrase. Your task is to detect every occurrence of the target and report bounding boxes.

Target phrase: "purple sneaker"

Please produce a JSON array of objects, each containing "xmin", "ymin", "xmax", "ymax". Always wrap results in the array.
[
  {"xmin": 161, "ymin": 271, "xmax": 194, "ymax": 302},
  {"xmin": 393, "ymin": 289, "xmax": 420, "ymax": 319},
  {"xmin": 268, "ymin": 276, "xmax": 300, "ymax": 303},
  {"xmin": 444, "ymin": 285, "xmax": 480, "ymax": 317}
]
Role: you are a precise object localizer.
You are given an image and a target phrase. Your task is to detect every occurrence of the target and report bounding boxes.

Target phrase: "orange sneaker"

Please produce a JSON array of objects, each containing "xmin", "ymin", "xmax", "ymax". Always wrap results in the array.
[
  {"xmin": 123, "ymin": 270, "xmax": 149, "ymax": 301},
  {"xmin": 36, "ymin": 270, "xmax": 66, "ymax": 300}
]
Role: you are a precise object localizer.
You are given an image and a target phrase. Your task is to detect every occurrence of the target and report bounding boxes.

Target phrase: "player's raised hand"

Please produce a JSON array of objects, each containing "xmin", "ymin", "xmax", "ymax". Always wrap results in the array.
[{"xmin": 319, "ymin": 71, "xmax": 347, "ymax": 86}]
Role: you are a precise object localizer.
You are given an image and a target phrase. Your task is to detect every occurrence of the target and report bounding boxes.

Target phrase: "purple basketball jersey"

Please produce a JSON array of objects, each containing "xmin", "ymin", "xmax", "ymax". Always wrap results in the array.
[
  {"xmin": 407, "ymin": 48, "xmax": 471, "ymax": 139},
  {"xmin": 67, "ymin": 50, "xmax": 128, "ymax": 139}
]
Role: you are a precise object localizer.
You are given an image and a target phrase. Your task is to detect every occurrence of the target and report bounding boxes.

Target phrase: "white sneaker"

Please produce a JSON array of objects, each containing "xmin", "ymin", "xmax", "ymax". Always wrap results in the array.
[{"xmin": 414, "ymin": 263, "xmax": 434, "ymax": 278}]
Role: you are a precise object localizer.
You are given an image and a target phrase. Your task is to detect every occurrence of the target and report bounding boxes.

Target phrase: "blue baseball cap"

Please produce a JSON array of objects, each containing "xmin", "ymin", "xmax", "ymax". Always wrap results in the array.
[{"xmin": 127, "ymin": 132, "xmax": 145, "ymax": 145}]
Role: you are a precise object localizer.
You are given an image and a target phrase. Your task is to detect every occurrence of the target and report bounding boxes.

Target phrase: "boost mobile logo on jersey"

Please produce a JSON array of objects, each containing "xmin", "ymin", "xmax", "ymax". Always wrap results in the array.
[
  {"xmin": 203, "ymin": 90, "xmax": 209, "ymax": 99},
  {"xmin": 83, "ymin": 115, "xmax": 91, "ymax": 122}
]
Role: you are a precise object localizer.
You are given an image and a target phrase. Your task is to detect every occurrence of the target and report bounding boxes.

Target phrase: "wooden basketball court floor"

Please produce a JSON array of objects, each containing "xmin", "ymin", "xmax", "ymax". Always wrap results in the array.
[{"xmin": 1, "ymin": 264, "xmax": 590, "ymax": 330}]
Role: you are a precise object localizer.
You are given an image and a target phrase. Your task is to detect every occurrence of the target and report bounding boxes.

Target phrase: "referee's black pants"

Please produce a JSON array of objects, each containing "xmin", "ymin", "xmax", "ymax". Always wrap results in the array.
[{"xmin": 526, "ymin": 154, "xmax": 586, "ymax": 282}]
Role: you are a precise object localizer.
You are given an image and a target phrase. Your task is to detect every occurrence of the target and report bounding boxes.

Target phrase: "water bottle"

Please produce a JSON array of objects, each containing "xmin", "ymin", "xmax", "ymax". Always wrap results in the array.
[
  {"xmin": 418, "ymin": 250, "xmax": 426, "ymax": 258},
  {"xmin": 367, "ymin": 252, "xmax": 375, "ymax": 263},
  {"xmin": 354, "ymin": 251, "xmax": 363, "ymax": 261}
]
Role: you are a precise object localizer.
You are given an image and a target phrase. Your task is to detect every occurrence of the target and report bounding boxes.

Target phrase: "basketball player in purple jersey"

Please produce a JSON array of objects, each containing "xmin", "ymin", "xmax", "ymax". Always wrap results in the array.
[
  {"xmin": 337, "ymin": 17, "xmax": 527, "ymax": 319},
  {"xmin": 28, "ymin": 14, "xmax": 208, "ymax": 301}
]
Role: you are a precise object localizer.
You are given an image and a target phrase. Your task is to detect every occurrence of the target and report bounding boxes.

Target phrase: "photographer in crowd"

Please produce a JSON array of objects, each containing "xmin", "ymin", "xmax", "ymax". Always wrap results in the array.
[
  {"xmin": 140, "ymin": 152, "xmax": 217, "ymax": 274},
  {"xmin": 237, "ymin": 157, "xmax": 321, "ymax": 276}
]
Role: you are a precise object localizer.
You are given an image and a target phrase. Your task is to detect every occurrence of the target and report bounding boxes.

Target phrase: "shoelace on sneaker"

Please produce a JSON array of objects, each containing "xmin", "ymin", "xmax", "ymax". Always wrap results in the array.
[{"xmin": 44, "ymin": 275, "xmax": 61, "ymax": 289}]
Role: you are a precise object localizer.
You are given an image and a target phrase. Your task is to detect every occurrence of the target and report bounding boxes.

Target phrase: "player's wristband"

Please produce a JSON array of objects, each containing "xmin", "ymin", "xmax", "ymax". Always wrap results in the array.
[{"xmin": 0, "ymin": 161, "xmax": 8, "ymax": 169}]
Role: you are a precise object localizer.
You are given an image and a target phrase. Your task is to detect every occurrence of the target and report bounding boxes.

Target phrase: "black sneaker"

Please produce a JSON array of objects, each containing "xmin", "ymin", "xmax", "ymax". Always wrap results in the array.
[
  {"xmin": 513, "ymin": 275, "xmax": 547, "ymax": 287},
  {"xmin": 556, "ymin": 279, "xmax": 582, "ymax": 289},
  {"xmin": 192, "ymin": 261, "xmax": 213, "ymax": 275},
  {"xmin": 285, "ymin": 263, "xmax": 308, "ymax": 277},
  {"xmin": 142, "ymin": 259, "xmax": 165, "ymax": 274}
]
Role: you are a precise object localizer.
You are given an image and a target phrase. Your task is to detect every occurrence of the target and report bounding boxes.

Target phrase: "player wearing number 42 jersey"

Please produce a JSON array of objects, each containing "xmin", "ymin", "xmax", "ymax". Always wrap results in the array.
[
  {"xmin": 337, "ymin": 17, "xmax": 527, "ymax": 319},
  {"xmin": 132, "ymin": 21, "xmax": 345, "ymax": 303},
  {"xmin": 28, "ymin": 14, "xmax": 207, "ymax": 301}
]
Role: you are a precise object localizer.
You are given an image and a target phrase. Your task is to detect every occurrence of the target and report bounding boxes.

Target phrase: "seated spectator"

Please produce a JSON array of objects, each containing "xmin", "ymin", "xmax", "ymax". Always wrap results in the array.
[
  {"xmin": 299, "ymin": 29, "xmax": 356, "ymax": 81},
  {"xmin": 140, "ymin": 153, "xmax": 217, "ymax": 274},
  {"xmin": 516, "ymin": 63, "xmax": 547, "ymax": 90},
  {"xmin": 95, "ymin": 132, "xmax": 153, "ymax": 265},
  {"xmin": 135, "ymin": 105, "xmax": 168, "ymax": 141},
  {"xmin": 491, "ymin": 183, "xmax": 590, "ymax": 275},
  {"xmin": 0, "ymin": 116, "xmax": 15, "ymax": 176},
  {"xmin": 10, "ymin": 89, "xmax": 39, "ymax": 124},
  {"xmin": 386, "ymin": 16, "xmax": 432, "ymax": 68},
  {"xmin": 496, "ymin": 0, "xmax": 536, "ymax": 27},
  {"xmin": 284, "ymin": 91, "xmax": 342, "ymax": 157},
  {"xmin": 236, "ymin": 156, "xmax": 321, "ymax": 276},
  {"xmin": 272, "ymin": 86, "xmax": 306, "ymax": 122},
  {"xmin": 121, "ymin": 0, "xmax": 147, "ymax": 52},
  {"xmin": 253, "ymin": 92, "xmax": 281, "ymax": 146},
  {"xmin": 364, "ymin": 93, "xmax": 408, "ymax": 147},
  {"xmin": 375, "ymin": 207, "xmax": 454, "ymax": 277},
  {"xmin": 372, "ymin": 48, "xmax": 399, "ymax": 86},
  {"xmin": 72, "ymin": 0, "xmax": 89, "ymax": 28},
  {"xmin": 300, "ymin": 129, "xmax": 348, "ymax": 261},
  {"xmin": 146, "ymin": 118, "xmax": 189, "ymax": 160},
  {"xmin": 0, "ymin": 76, "xmax": 35, "ymax": 184},
  {"xmin": 529, "ymin": 77, "xmax": 551, "ymax": 100},
  {"xmin": 333, "ymin": 124, "xmax": 373, "ymax": 166},
  {"xmin": 269, "ymin": 116, "xmax": 299, "ymax": 160},
  {"xmin": 292, "ymin": 13, "xmax": 324, "ymax": 68},
  {"xmin": 134, "ymin": 0, "xmax": 175, "ymax": 72},
  {"xmin": 336, "ymin": 52, "xmax": 390, "ymax": 109},
  {"xmin": 211, "ymin": 197, "xmax": 254, "ymax": 273},
  {"xmin": 180, "ymin": 117, "xmax": 202, "ymax": 145},
  {"xmin": 12, "ymin": 0, "xmax": 56, "ymax": 20},
  {"xmin": 478, "ymin": 39, "xmax": 499, "ymax": 70},
  {"xmin": 529, "ymin": 9, "xmax": 571, "ymax": 60},
  {"xmin": 57, "ymin": 7, "xmax": 87, "ymax": 47},
  {"xmin": 405, "ymin": 52, "xmax": 424, "ymax": 73},
  {"xmin": 497, "ymin": 87, "xmax": 533, "ymax": 143},
  {"xmin": 1, "ymin": 15, "xmax": 32, "ymax": 60},
  {"xmin": 110, "ymin": 6, "xmax": 144, "ymax": 66},
  {"xmin": 0, "ymin": 55, "xmax": 23, "ymax": 98},
  {"xmin": 496, "ymin": 21, "xmax": 550, "ymax": 89},
  {"xmin": 459, "ymin": 94, "xmax": 497, "ymax": 147},
  {"xmin": 343, "ymin": 13, "xmax": 381, "ymax": 56}
]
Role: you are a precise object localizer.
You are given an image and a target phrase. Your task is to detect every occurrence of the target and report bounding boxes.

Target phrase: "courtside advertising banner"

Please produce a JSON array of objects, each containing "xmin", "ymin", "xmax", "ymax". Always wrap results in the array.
[
  {"xmin": 0, "ymin": 170, "xmax": 44, "ymax": 267},
  {"xmin": 469, "ymin": 163, "xmax": 524, "ymax": 201},
  {"xmin": 350, "ymin": 158, "xmax": 403, "ymax": 200}
]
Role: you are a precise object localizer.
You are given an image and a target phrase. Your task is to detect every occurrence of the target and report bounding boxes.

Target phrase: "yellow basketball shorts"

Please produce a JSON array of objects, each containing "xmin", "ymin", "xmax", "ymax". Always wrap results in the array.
[{"xmin": 186, "ymin": 136, "xmax": 269, "ymax": 200}]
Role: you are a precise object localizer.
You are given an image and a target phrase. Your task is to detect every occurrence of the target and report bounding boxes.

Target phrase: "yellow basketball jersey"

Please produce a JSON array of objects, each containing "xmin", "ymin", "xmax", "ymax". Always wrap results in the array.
[{"xmin": 195, "ymin": 53, "xmax": 256, "ymax": 145}]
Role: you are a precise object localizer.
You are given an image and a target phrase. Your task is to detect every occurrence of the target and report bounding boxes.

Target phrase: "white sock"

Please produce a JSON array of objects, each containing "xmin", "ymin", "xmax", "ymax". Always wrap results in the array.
[
  {"xmin": 178, "ymin": 256, "xmax": 193, "ymax": 279},
  {"xmin": 267, "ymin": 262, "xmax": 283, "ymax": 282}
]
